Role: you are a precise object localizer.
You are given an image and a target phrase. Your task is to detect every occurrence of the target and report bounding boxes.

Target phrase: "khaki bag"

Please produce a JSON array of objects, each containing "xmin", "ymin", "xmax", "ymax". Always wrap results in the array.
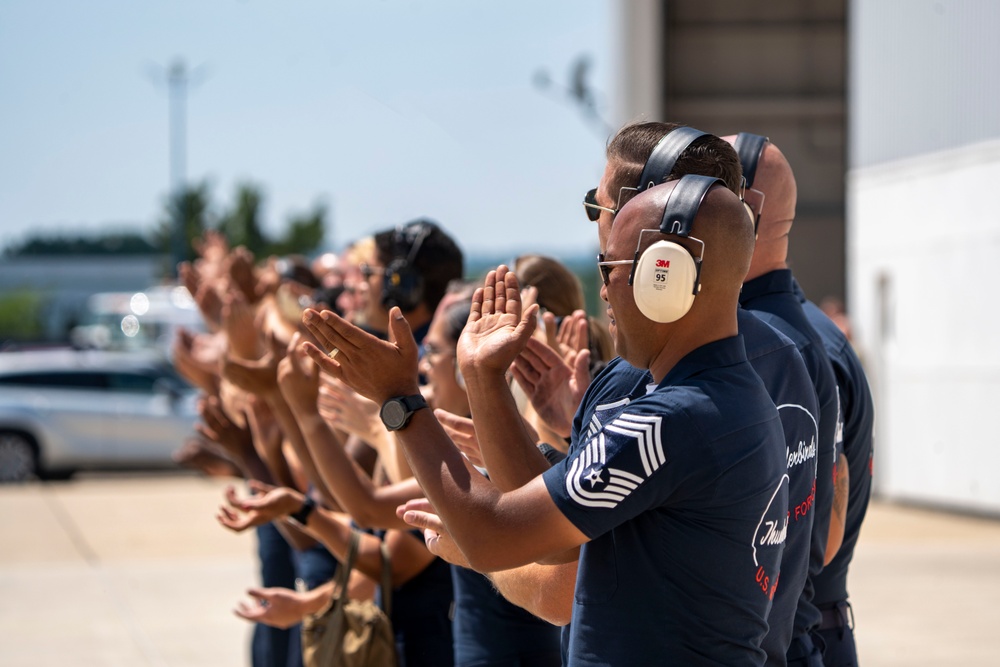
[{"xmin": 301, "ymin": 530, "xmax": 398, "ymax": 667}]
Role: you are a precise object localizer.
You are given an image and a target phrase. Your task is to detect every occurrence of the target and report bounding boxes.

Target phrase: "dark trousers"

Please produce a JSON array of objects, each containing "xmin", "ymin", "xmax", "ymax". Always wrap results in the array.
[
  {"xmin": 813, "ymin": 601, "xmax": 859, "ymax": 667},
  {"xmin": 786, "ymin": 633, "xmax": 825, "ymax": 667},
  {"xmin": 252, "ymin": 522, "xmax": 302, "ymax": 667}
]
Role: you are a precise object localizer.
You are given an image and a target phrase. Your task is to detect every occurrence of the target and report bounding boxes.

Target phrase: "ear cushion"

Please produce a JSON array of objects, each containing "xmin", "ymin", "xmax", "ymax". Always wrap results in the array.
[
  {"xmin": 632, "ymin": 240, "xmax": 699, "ymax": 323},
  {"xmin": 382, "ymin": 257, "xmax": 424, "ymax": 311}
]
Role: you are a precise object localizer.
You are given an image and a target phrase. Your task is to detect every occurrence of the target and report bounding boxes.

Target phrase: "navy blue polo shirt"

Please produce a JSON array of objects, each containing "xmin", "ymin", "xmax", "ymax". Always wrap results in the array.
[
  {"xmin": 571, "ymin": 356, "xmax": 653, "ymax": 446},
  {"xmin": 794, "ymin": 283, "xmax": 875, "ymax": 607},
  {"xmin": 740, "ymin": 269, "xmax": 841, "ymax": 638},
  {"xmin": 373, "ymin": 530, "xmax": 455, "ymax": 667},
  {"xmin": 543, "ymin": 336, "xmax": 787, "ymax": 666},
  {"xmin": 737, "ymin": 309, "xmax": 819, "ymax": 665},
  {"xmin": 451, "ymin": 566, "xmax": 561, "ymax": 667}
]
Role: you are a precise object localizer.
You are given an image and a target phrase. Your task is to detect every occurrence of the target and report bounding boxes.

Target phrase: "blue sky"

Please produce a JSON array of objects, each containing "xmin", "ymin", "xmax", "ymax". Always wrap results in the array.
[{"xmin": 0, "ymin": 0, "xmax": 613, "ymax": 260}]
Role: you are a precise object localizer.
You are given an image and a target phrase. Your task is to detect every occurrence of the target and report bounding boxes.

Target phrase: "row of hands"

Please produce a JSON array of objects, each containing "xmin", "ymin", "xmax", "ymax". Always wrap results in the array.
[
  {"xmin": 211, "ymin": 266, "xmax": 596, "ymax": 629},
  {"xmin": 218, "ymin": 479, "xmax": 450, "ymax": 629}
]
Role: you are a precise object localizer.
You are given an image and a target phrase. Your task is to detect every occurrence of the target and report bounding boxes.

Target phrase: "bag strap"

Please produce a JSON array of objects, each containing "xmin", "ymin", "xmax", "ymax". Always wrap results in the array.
[
  {"xmin": 378, "ymin": 537, "xmax": 393, "ymax": 619},
  {"xmin": 331, "ymin": 528, "xmax": 361, "ymax": 598},
  {"xmin": 327, "ymin": 529, "xmax": 393, "ymax": 618}
]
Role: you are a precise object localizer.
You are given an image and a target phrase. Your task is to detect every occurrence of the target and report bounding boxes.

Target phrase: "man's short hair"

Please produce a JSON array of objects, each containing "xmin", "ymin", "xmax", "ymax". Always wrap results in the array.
[
  {"xmin": 605, "ymin": 122, "xmax": 743, "ymax": 210},
  {"xmin": 374, "ymin": 219, "xmax": 464, "ymax": 313}
]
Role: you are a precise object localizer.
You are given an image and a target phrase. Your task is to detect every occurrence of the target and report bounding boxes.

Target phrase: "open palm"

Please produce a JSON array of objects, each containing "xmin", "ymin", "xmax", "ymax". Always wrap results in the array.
[{"xmin": 458, "ymin": 266, "xmax": 539, "ymax": 375}]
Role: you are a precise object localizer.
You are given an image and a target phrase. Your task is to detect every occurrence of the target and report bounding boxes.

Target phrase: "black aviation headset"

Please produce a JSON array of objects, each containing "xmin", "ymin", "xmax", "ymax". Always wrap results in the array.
[{"xmin": 381, "ymin": 220, "xmax": 433, "ymax": 312}]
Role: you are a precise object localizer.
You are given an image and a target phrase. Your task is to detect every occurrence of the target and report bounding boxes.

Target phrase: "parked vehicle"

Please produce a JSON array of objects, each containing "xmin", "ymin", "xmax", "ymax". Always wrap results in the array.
[
  {"xmin": 70, "ymin": 285, "xmax": 204, "ymax": 355},
  {"xmin": 0, "ymin": 349, "xmax": 197, "ymax": 481}
]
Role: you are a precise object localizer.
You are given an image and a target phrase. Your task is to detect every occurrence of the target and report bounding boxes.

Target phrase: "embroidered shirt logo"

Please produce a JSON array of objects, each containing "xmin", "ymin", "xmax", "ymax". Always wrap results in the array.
[{"xmin": 567, "ymin": 413, "xmax": 664, "ymax": 509}]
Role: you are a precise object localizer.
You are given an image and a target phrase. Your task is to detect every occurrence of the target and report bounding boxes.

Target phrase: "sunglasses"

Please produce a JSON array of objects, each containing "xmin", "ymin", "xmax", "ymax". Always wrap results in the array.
[
  {"xmin": 583, "ymin": 188, "xmax": 617, "ymax": 222},
  {"xmin": 597, "ymin": 229, "xmax": 704, "ymax": 287},
  {"xmin": 597, "ymin": 253, "xmax": 635, "ymax": 287},
  {"xmin": 583, "ymin": 184, "xmax": 644, "ymax": 223}
]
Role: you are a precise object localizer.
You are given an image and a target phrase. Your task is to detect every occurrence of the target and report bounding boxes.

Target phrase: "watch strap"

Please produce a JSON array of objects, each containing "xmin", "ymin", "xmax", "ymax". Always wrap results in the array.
[{"xmin": 289, "ymin": 495, "xmax": 316, "ymax": 525}]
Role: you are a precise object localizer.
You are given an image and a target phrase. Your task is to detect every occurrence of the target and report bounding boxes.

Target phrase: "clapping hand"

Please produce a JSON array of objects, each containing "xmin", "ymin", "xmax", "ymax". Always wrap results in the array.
[
  {"xmin": 300, "ymin": 307, "xmax": 421, "ymax": 405},
  {"xmin": 397, "ymin": 498, "xmax": 471, "ymax": 569},
  {"xmin": 457, "ymin": 265, "xmax": 539, "ymax": 379}
]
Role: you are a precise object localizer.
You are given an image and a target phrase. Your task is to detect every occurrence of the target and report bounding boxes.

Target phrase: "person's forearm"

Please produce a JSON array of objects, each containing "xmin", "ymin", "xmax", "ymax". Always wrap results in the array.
[
  {"xmin": 262, "ymin": 392, "xmax": 336, "ymax": 507},
  {"xmin": 824, "ymin": 452, "xmax": 849, "ymax": 565},
  {"xmin": 395, "ymin": 410, "xmax": 570, "ymax": 572},
  {"xmin": 274, "ymin": 518, "xmax": 319, "ymax": 552},
  {"xmin": 302, "ymin": 509, "xmax": 403, "ymax": 585},
  {"xmin": 488, "ymin": 561, "xmax": 578, "ymax": 626},
  {"xmin": 292, "ymin": 406, "xmax": 414, "ymax": 530},
  {"xmin": 234, "ymin": 444, "xmax": 275, "ymax": 485},
  {"xmin": 464, "ymin": 370, "xmax": 552, "ymax": 490}
]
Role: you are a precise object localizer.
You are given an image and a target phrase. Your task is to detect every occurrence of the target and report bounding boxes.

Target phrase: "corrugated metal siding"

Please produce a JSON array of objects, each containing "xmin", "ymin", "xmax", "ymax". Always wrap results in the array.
[{"xmin": 851, "ymin": 0, "xmax": 1000, "ymax": 168}]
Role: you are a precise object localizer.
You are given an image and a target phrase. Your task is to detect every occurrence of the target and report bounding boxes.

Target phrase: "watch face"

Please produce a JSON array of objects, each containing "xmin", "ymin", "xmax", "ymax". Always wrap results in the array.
[{"xmin": 381, "ymin": 400, "xmax": 407, "ymax": 430}]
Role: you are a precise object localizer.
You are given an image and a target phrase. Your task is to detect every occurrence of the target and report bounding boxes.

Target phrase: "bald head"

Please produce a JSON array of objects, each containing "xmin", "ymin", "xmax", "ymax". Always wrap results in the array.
[
  {"xmin": 611, "ymin": 180, "xmax": 756, "ymax": 306},
  {"xmin": 722, "ymin": 135, "xmax": 798, "ymax": 278}
]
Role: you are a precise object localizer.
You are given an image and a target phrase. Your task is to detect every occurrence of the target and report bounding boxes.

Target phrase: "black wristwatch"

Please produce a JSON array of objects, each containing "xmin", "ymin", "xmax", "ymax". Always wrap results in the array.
[
  {"xmin": 289, "ymin": 495, "xmax": 316, "ymax": 526},
  {"xmin": 380, "ymin": 394, "xmax": 428, "ymax": 431}
]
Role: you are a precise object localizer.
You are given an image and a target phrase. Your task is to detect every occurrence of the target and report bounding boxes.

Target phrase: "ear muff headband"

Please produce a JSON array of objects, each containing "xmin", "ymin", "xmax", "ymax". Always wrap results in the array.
[
  {"xmin": 636, "ymin": 126, "xmax": 708, "ymax": 192},
  {"xmin": 657, "ymin": 174, "xmax": 725, "ymax": 239},
  {"xmin": 629, "ymin": 175, "xmax": 724, "ymax": 324},
  {"xmin": 734, "ymin": 132, "xmax": 769, "ymax": 189}
]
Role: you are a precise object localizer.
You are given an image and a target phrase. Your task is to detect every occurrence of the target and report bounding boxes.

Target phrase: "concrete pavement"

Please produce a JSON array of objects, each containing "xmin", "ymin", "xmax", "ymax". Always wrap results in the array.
[{"xmin": 1, "ymin": 472, "xmax": 999, "ymax": 666}]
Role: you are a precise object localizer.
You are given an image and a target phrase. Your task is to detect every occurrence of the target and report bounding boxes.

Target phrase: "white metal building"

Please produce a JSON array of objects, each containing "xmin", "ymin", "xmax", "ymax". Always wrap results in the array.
[{"xmin": 614, "ymin": 0, "xmax": 1000, "ymax": 513}]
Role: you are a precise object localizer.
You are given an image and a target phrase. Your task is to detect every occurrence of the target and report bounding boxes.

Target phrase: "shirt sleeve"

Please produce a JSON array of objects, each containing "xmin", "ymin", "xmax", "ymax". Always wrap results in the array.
[{"xmin": 543, "ymin": 398, "xmax": 680, "ymax": 539}]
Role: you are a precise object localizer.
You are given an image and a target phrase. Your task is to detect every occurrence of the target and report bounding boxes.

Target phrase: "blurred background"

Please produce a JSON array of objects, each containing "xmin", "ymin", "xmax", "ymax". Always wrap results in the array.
[
  {"xmin": 1, "ymin": 0, "xmax": 999, "ymax": 664},
  {"xmin": 4, "ymin": 0, "xmax": 998, "ymax": 514}
]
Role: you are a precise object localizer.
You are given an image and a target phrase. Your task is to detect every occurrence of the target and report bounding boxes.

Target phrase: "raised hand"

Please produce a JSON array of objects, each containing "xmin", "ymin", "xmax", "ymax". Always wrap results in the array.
[
  {"xmin": 222, "ymin": 291, "xmax": 264, "ymax": 361},
  {"xmin": 397, "ymin": 498, "xmax": 471, "ymax": 569},
  {"xmin": 172, "ymin": 435, "xmax": 241, "ymax": 478},
  {"xmin": 300, "ymin": 307, "xmax": 421, "ymax": 405},
  {"xmin": 457, "ymin": 266, "xmax": 539, "ymax": 378},
  {"xmin": 511, "ymin": 336, "xmax": 591, "ymax": 438},
  {"xmin": 222, "ymin": 331, "xmax": 286, "ymax": 397},
  {"xmin": 216, "ymin": 481, "xmax": 305, "ymax": 533},
  {"xmin": 172, "ymin": 328, "xmax": 220, "ymax": 394},
  {"xmin": 277, "ymin": 333, "xmax": 320, "ymax": 411},
  {"xmin": 227, "ymin": 246, "xmax": 260, "ymax": 304},
  {"xmin": 197, "ymin": 395, "xmax": 255, "ymax": 463},
  {"xmin": 317, "ymin": 375, "xmax": 382, "ymax": 443},
  {"xmin": 193, "ymin": 229, "xmax": 230, "ymax": 272},
  {"xmin": 556, "ymin": 310, "xmax": 590, "ymax": 357},
  {"xmin": 434, "ymin": 409, "xmax": 484, "ymax": 467},
  {"xmin": 194, "ymin": 281, "xmax": 225, "ymax": 331}
]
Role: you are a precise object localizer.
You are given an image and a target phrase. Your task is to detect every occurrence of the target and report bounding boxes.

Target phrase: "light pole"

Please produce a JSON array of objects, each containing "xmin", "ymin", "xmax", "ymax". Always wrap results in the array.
[
  {"xmin": 148, "ymin": 57, "xmax": 205, "ymax": 276},
  {"xmin": 167, "ymin": 59, "xmax": 187, "ymax": 273}
]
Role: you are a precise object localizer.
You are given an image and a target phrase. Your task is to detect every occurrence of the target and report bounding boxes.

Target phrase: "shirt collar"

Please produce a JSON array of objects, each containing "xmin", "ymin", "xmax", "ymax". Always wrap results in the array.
[
  {"xmin": 657, "ymin": 335, "xmax": 748, "ymax": 389},
  {"xmin": 740, "ymin": 268, "xmax": 794, "ymax": 304}
]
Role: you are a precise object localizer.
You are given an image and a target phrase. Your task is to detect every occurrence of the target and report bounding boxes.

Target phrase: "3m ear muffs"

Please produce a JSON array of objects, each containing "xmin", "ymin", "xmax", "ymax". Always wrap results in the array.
[
  {"xmin": 636, "ymin": 126, "xmax": 708, "ymax": 192},
  {"xmin": 630, "ymin": 175, "xmax": 724, "ymax": 323},
  {"xmin": 734, "ymin": 132, "xmax": 769, "ymax": 232},
  {"xmin": 382, "ymin": 221, "xmax": 433, "ymax": 311}
]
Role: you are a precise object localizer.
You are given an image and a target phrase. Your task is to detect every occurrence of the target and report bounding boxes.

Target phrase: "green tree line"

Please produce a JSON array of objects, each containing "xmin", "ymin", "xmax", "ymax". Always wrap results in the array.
[{"xmin": 4, "ymin": 181, "xmax": 327, "ymax": 260}]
